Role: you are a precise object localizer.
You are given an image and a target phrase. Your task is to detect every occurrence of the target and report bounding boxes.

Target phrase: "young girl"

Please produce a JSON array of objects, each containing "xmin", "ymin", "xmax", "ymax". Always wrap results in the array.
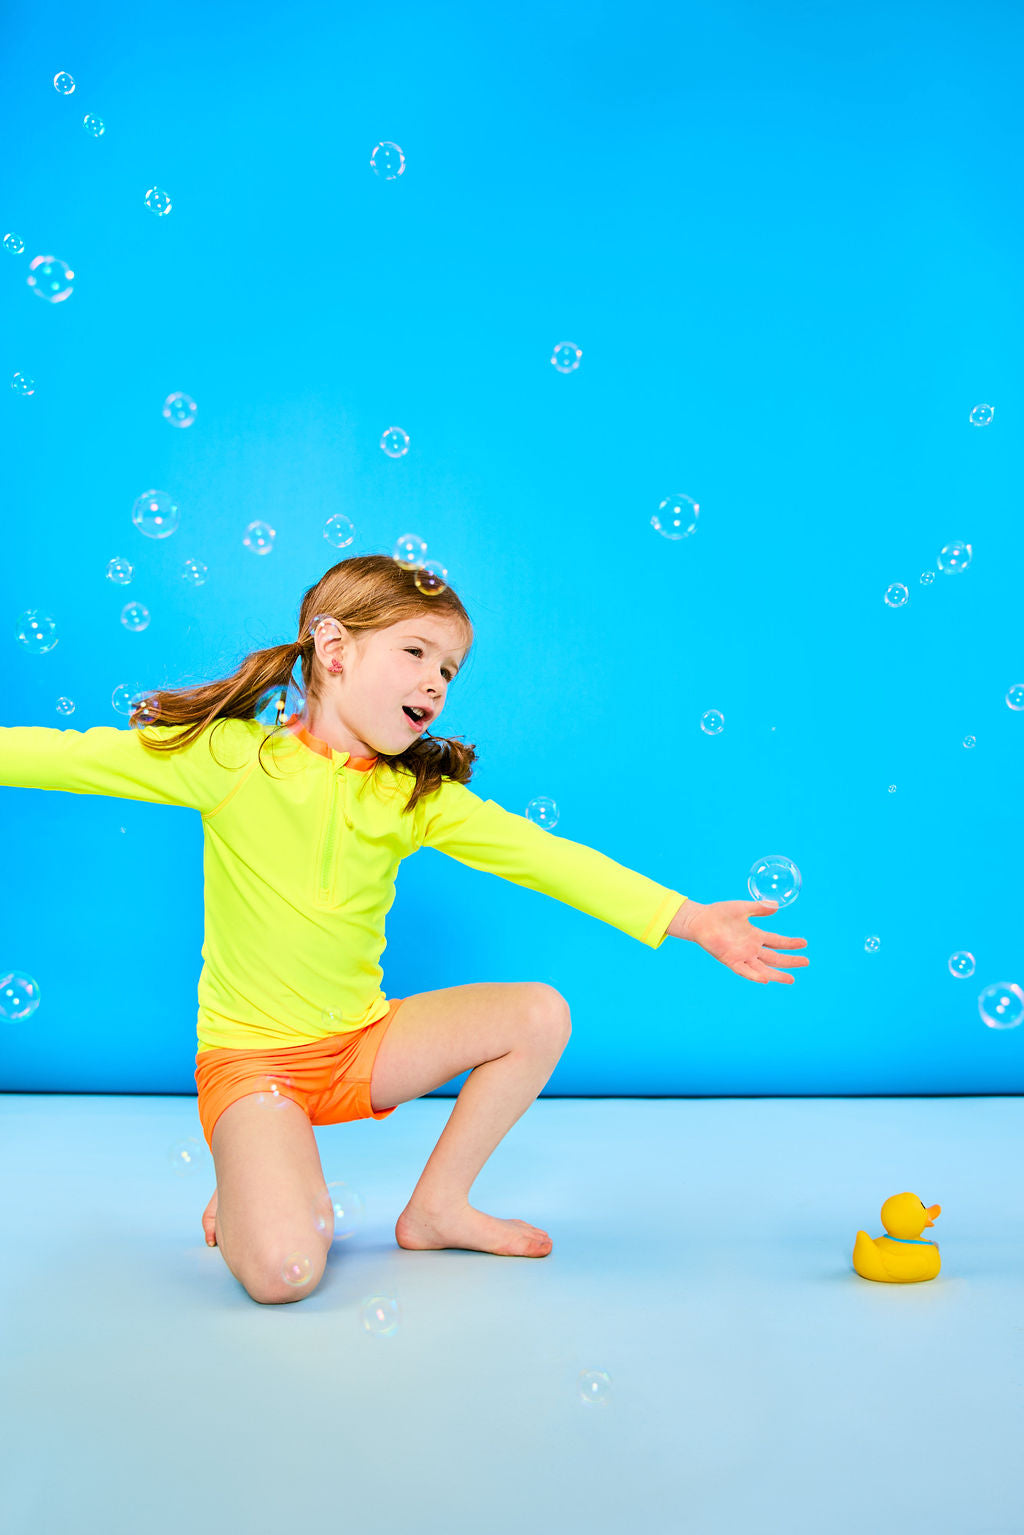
[{"xmin": 1, "ymin": 552, "xmax": 808, "ymax": 1305}]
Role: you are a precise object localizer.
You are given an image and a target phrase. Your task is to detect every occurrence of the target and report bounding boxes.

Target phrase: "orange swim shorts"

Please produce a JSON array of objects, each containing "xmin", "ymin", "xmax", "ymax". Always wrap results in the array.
[{"xmin": 194, "ymin": 997, "xmax": 407, "ymax": 1152}]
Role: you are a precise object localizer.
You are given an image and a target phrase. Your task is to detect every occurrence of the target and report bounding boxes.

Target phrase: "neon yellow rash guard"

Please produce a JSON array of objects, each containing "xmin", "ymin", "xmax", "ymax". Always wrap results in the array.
[{"xmin": 0, "ymin": 714, "xmax": 687, "ymax": 1054}]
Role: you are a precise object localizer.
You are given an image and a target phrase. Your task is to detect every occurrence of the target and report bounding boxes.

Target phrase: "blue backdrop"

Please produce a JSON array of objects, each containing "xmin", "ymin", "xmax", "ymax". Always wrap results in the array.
[{"xmin": 2, "ymin": 0, "xmax": 1021, "ymax": 1098}]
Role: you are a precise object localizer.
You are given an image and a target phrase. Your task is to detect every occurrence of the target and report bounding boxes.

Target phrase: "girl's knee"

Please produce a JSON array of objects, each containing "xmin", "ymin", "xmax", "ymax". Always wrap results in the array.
[{"xmin": 239, "ymin": 1242, "xmax": 329, "ymax": 1304}]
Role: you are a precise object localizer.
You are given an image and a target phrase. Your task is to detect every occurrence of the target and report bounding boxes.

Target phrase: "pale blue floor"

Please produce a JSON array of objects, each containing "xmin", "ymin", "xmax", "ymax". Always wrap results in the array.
[{"xmin": 1, "ymin": 1093, "xmax": 1022, "ymax": 1535}]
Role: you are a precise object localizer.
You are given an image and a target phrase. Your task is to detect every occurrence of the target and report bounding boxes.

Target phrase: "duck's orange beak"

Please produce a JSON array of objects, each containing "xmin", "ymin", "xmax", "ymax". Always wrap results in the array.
[{"xmin": 924, "ymin": 1204, "xmax": 941, "ymax": 1227}]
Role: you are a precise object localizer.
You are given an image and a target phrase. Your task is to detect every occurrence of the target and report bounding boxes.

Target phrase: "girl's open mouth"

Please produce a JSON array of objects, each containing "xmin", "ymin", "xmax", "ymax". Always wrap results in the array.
[{"xmin": 402, "ymin": 706, "xmax": 427, "ymax": 732}]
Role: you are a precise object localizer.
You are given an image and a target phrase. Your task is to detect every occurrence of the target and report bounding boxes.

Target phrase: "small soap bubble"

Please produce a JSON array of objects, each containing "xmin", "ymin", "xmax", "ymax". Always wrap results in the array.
[
  {"xmin": 323, "ymin": 514, "xmax": 356, "ymax": 549},
  {"xmin": 243, "ymin": 521, "xmax": 275, "ymax": 555},
  {"xmin": 1005, "ymin": 684, "xmax": 1024, "ymax": 712},
  {"xmin": 112, "ymin": 683, "xmax": 149, "ymax": 717},
  {"xmin": 888, "ymin": 784, "xmax": 897, "ymax": 793},
  {"xmin": 920, "ymin": 570, "xmax": 936, "ymax": 586},
  {"xmin": 145, "ymin": 186, "xmax": 172, "ymax": 216},
  {"xmin": 414, "ymin": 560, "xmax": 448, "ymax": 597},
  {"xmin": 163, "ymin": 391, "xmax": 196, "ymax": 427},
  {"xmin": 53, "ymin": 72, "xmax": 76, "ymax": 94},
  {"xmin": 978, "ymin": 982, "xmax": 1024, "ymax": 1031},
  {"xmin": 56, "ymin": 696, "xmax": 75, "ymax": 716},
  {"xmin": 883, "ymin": 583, "xmax": 909, "ymax": 608},
  {"xmin": 313, "ymin": 1181, "xmax": 366, "ymax": 1241},
  {"xmin": 250, "ymin": 1074, "xmax": 296, "ymax": 1109},
  {"xmin": 381, "ymin": 426, "xmax": 410, "ymax": 458},
  {"xmin": 551, "ymin": 341, "xmax": 582, "ymax": 374},
  {"xmin": 83, "ymin": 114, "xmax": 104, "ymax": 136},
  {"xmin": 106, "ymin": 556, "xmax": 133, "ymax": 585},
  {"xmin": 651, "ymin": 493, "xmax": 699, "ymax": 541},
  {"xmin": 168, "ymin": 1137, "xmax": 209, "ymax": 1177},
  {"xmin": 281, "ymin": 1251, "xmax": 315, "ymax": 1287},
  {"xmin": 3, "ymin": 233, "xmax": 25, "ymax": 254},
  {"xmin": 15, "ymin": 611, "xmax": 59, "ymax": 655},
  {"xmin": 11, "ymin": 373, "xmax": 35, "ymax": 396},
  {"xmin": 578, "ymin": 1369, "xmax": 612, "ymax": 1407},
  {"xmin": 0, "ymin": 971, "xmax": 42, "ymax": 1021},
  {"xmin": 393, "ymin": 534, "xmax": 428, "ymax": 568},
  {"xmin": 132, "ymin": 696, "xmax": 162, "ymax": 726},
  {"xmin": 700, "ymin": 709, "xmax": 724, "ymax": 736},
  {"xmin": 27, "ymin": 255, "xmax": 74, "ymax": 302},
  {"xmin": 360, "ymin": 1295, "xmax": 401, "ymax": 1336},
  {"xmin": 864, "ymin": 936, "xmax": 881, "ymax": 952},
  {"xmin": 969, "ymin": 403, "xmax": 994, "ymax": 426},
  {"xmin": 181, "ymin": 557, "xmax": 207, "ymax": 585},
  {"xmin": 962, "ymin": 734, "xmax": 976, "ymax": 750},
  {"xmin": 120, "ymin": 601, "xmax": 150, "ymax": 633},
  {"xmin": 370, "ymin": 141, "xmax": 405, "ymax": 179},
  {"xmin": 132, "ymin": 489, "xmax": 179, "ymax": 539},
  {"xmin": 937, "ymin": 541, "xmax": 971, "ymax": 574},
  {"xmin": 310, "ymin": 613, "xmax": 342, "ymax": 643},
  {"xmin": 747, "ymin": 855, "xmax": 801, "ymax": 908},
  {"xmin": 949, "ymin": 952, "xmax": 975, "ymax": 979},
  {"xmin": 525, "ymin": 796, "xmax": 559, "ymax": 829}
]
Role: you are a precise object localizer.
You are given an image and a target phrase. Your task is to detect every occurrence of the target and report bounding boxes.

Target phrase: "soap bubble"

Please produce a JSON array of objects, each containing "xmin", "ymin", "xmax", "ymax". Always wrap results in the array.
[
  {"xmin": 15, "ymin": 611, "xmax": 58, "ymax": 655},
  {"xmin": 167, "ymin": 1137, "xmax": 210, "ymax": 1177},
  {"xmin": 937, "ymin": 542, "xmax": 972, "ymax": 574},
  {"xmin": 526, "ymin": 796, "xmax": 559, "ymax": 829},
  {"xmin": 969, "ymin": 403, "xmax": 994, "ymax": 426},
  {"xmin": 578, "ymin": 1369, "xmax": 612, "ymax": 1407},
  {"xmin": 250, "ymin": 1074, "xmax": 296, "ymax": 1109},
  {"xmin": 864, "ymin": 936, "xmax": 880, "ymax": 952},
  {"xmin": 978, "ymin": 982, "xmax": 1024, "ymax": 1031},
  {"xmin": 1006, "ymin": 684, "xmax": 1024, "ymax": 712},
  {"xmin": 83, "ymin": 114, "xmax": 104, "ymax": 136},
  {"xmin": 145, "ymin": 186, "xmax": 172, "ymax": 216},
  {"xmin": 551, "ymin": 341, "xmax": 582, "ymax": 374},
  {"xmin": 393, "ymin": 534, "xmax": 427, "ymax": 567},
  {"xmin": 11, "ymin": 373, "xmax": 35, "ymax": 395},
  {"xmin": 132, "ymin": 489, "xmax": 179, "ymax": 538},
  {"xmin": 888, "ymin": 785, "xmax": 897, "ymax": 793},
  {"xmin": 920, "ymin": 570, "xmax": 936, "ymax": 585},
  {"xmin": 53, "ymin": 72, "xmax": 76, "ymax": 94},
  {"xmin": 381, "ymin": 426, "xmax": 410, "ymax": 458},
  {"xmin": 883, "ymin": 583, "xmax": 909, "ymax": 608},
  {"xmin": 281, "ymin": 1252, "xmax": 316, "ymax": 1288},
  {"xmin": 323, "ymin": 514, "xmax": 356, "ymax": 549},
  {"xmin": 370, "ymin": 141, "xmax": 405, "ymax": 179},
  {"xmin": 3, "ymin": 233, "xmax": 25, "ymax": 254},
  {"xmin": 181, "ymin": 557, "xmax": 207, "ymax": 585},
  {"xmin": 163, "ymin": 391, "xmax": 196, "ymax": 427},
  {"xmin": 700, "ymin": 709, "xmax": 724, "ymax": 736},
  {"xmin": 414, "ymin": 560, "xmax": 448, "ymax": 596},
  {"xmin": 949, "ymin": 952, "xmax": 975, "ymax": 979},
  {"xmin": 963, "ymin": 735, "xmax": 976, "ymax": 749},
  {"xmin": 0, "ymin": 971, "xmax": 41, "ymax": 1021},
  {"xmin": 313, "ymin": 1181, "xmax": 366, "ymax": 1241},
  {"xmin": 747, "ymin": 855, "xmax": 801, "ymax": 908},
  {"xmin": 106, "ymin": 557, "xmax": 133, "ymax": 585},
  {"xmin": 360, "ymin": 1295, "xmax": 401, "ymax": 1336},
  {"xmin": 651, "ymin": 493, "xmax": 699, "ymax": 540},
  {"xmin": 243, "ymin": 521, "xmax": 275, "ymax": 555},
  {"xmin": 112, "ymin": 684, "xmax": 147, "ymax": 716},
  {"xmin": 120, "ymin": 602, "xmax": 150, "ymax": 633},
  {"xmin": 56, "ymin": 697, "xmax": 75, "ymax": 716},
  {"xmin": 27, "ymin": 255, "xmax": 74, "ymax": 302}
]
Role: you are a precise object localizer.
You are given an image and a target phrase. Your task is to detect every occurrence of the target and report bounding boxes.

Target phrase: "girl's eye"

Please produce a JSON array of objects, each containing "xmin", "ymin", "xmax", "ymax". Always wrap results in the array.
[{"xmin": 407, "ymin": 647, "xmax": 452, "ymax": 682}]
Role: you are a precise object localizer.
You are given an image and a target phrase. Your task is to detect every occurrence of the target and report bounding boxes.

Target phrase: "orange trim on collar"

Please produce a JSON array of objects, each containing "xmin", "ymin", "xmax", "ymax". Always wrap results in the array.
[{"xmin": 284, "ymin": 715, "xmax": 378, "ymax": 772}]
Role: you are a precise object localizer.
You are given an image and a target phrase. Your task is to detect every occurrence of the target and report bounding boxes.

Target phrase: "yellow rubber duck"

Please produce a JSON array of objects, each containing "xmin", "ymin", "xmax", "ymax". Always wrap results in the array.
[{"xmin": 852, "ymin": 1192, "xmax": 942, "ymax": 1283}]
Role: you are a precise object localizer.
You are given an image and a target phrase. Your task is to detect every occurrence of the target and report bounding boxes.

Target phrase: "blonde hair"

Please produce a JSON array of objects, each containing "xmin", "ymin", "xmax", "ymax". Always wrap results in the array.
[{"xmin": 131, "ymin": 553, "xmax": 477, "ymax": 814}]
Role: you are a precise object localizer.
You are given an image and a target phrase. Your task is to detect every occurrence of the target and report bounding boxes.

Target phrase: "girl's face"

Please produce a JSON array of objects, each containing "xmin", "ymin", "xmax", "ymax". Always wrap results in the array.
[{"xmin": 309, "ymin": 615, "xmax": 469, "ymax": 757}]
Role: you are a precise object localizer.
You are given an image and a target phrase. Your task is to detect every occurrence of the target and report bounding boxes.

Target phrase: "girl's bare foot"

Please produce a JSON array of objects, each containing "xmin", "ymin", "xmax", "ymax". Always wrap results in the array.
[
  {"xmin": 202, "ymin": 1187, "xmax": 218, "ymax": 1246},
  {"xmin": 395, "ymin": 1201, "xmax": 552, "ymax": 1257}
]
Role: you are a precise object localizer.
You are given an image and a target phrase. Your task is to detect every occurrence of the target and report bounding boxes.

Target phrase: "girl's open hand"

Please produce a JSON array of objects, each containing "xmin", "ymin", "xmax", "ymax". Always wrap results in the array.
[{"xmin": 678, "ymin": 899, "xmax": 810, "ymax": 985}]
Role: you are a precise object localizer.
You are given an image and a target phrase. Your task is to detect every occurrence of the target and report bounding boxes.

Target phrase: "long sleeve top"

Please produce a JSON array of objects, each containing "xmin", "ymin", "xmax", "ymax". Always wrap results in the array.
[{"xmin": 0, "ymin": 714, "xmax": 686, "ymax": 1053}]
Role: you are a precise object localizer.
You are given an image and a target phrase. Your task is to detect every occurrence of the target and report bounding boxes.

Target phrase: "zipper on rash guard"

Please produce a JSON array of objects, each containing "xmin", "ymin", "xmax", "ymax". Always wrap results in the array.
[{"xmin": 317, "ymin": 764, "xmax": 355, "ymax": 904}]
